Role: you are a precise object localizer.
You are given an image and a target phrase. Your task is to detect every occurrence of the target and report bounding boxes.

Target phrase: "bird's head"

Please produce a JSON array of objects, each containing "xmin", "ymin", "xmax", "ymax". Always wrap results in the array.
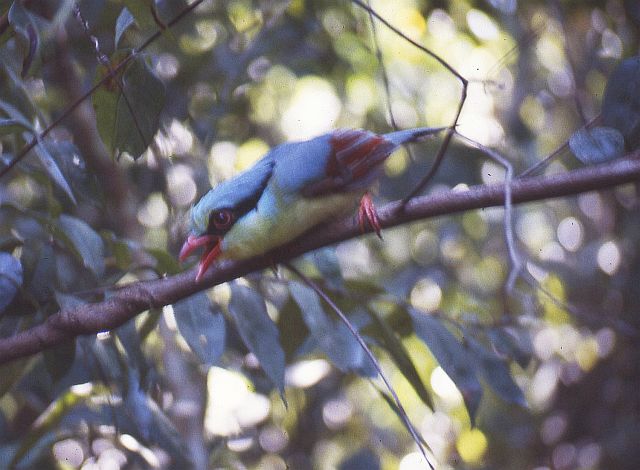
[{"xmin": 179, "ymin": 158, "xmax": 274, "ymax": 281}]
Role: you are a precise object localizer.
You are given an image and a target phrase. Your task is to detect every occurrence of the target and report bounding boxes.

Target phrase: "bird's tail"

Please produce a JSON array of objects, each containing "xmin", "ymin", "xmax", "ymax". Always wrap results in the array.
[{"xmin": 383, "ymin": 126, "xmax": 447, "ymax": 146}]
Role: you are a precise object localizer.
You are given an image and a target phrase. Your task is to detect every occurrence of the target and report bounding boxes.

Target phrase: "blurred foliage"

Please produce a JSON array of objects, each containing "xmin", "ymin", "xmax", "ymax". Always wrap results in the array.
[{"xmin": 0, "ymin": 0, "xmax": 639, "ymax": 469}]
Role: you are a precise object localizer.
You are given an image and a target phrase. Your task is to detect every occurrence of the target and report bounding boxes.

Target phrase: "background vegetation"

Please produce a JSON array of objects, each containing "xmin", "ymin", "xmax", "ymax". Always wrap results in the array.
[{"xmin": 0, "ymin": 0, "xmax": 639, "ymax": 469}]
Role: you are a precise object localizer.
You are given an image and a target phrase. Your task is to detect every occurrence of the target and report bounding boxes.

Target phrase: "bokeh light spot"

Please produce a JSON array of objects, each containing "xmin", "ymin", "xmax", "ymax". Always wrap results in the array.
[{"xmin": 456, "ymin": 428, "xmax": 488, "ymax": 464}]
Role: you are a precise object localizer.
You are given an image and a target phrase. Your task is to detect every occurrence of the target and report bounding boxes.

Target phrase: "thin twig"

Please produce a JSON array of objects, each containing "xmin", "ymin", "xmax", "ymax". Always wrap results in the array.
[
  {"xmin": 0, "ymin": 0, "xmax": 206, "ymax": 179},
  {"xmin": 521, "ymin": 269, "xmax": 638, "ymax": 338},
  {"xmin": 283, "ymin": 261, "xmax": 435, "ymax": 470},
  {"xmin": 349, "ymin": 0, "xmax": 469, "ymax": 203},
  {"xmin": 364, "ymin": 0, "xmax": 418, "ymax": 165},
  {"xmin": 364, "ymin": 2, "xmax": 397, "ymax": 129},
  {"xmin": 454, "ymin": 132, "xmax": 522, "ymax": 295},
  {"xmin": 73, "ymin": 4, "xmax": 149, "ymax": 156},
  {"xmin": 518, "ymin": 114, "xmax": 600, "ymax": 178}
]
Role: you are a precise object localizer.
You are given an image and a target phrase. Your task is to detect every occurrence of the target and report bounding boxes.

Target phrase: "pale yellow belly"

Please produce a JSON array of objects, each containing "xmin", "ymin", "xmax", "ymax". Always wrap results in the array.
[{"xmin": 220, "ymin": 191, "xmax": 360, "ymax": 260}]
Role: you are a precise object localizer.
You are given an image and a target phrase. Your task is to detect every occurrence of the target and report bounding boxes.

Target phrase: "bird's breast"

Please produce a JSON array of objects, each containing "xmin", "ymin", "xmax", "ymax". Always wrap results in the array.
[{"xmin": 220, "ymin": 184, "xmax": 361, "ymax": 260}]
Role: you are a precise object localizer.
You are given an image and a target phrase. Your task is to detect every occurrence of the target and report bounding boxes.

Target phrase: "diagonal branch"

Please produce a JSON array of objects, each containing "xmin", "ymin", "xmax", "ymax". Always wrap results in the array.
[{"xmin": 1, "ymin": 155, "xmax": 639, "ymax": 365}]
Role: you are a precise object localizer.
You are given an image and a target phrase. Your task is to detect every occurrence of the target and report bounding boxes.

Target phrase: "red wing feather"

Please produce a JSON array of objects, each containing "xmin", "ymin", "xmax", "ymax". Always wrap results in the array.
[{"xmin": 303, "ymin": 129, "xmax": 396, "ymax": 197}]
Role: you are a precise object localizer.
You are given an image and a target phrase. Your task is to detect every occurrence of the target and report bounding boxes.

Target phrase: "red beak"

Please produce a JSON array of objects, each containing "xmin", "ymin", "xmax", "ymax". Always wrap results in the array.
[{"xmin": 179, "ymin": 234, "xmax": 222, "ymax": 282}]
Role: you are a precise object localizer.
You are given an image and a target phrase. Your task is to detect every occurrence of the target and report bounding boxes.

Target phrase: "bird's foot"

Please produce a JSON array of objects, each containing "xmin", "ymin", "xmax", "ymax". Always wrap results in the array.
[{"xmin": 358, "ymin": 192, "xmax": 383, "ymax": 239}]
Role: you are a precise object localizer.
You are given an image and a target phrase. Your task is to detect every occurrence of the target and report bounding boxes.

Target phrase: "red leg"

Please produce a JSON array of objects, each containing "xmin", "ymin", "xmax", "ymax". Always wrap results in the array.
[{"xmin": 358, "ymin": 192, "xmax": 383, "ymax": 239}]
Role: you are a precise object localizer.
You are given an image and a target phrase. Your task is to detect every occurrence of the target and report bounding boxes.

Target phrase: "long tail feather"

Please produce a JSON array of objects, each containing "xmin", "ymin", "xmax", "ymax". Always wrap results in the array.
[{"xmin": 383, "ymin": 126, "xmax": 446, "ymax": 146}]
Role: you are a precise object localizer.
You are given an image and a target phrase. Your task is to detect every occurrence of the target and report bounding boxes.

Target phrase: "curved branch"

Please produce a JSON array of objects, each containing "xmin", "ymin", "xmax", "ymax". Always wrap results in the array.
[{"xmin": 1, "ymin": 155, "xmax": 639, "ymax": 364}]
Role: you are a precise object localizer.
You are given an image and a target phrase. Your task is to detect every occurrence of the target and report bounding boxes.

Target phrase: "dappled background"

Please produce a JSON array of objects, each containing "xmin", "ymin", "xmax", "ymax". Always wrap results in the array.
[{"xmin": 0, "ymin": 0, "xmax": 639, "ymax": 469}]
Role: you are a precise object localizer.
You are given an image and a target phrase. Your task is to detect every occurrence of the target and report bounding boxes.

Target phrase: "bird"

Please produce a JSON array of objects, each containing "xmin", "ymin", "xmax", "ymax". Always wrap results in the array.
[{"xmin": 180, "ymin": 126, "xmax": 444, "ymax": 281}]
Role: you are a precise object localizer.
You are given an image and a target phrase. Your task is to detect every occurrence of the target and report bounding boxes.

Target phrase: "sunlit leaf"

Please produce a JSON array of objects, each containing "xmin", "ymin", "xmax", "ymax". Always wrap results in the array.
[
  {"xmin": 289, "ymin": 281, "xmax": 369, "ymax": 373},
  {"xmin": 123, "ymin": 0, "xmax": 159, "ymax": 30},
  {"xmin": 57, "ymin": 214, "xmax": 105, "ymax": 278},
  {"xmin": 602, "ymin": 55, "xmax": 640, "ymax": 149},
  {"xmin": 115, "ymin": 7, "xmax": 136, "ymax": 48},
  {"xmin": 0, "ymin": 252, "xmax": 22, "ymax": 313},
  {"xmin": 365, "ymin": 307, "xmax": 433, "ymax": 408},
  {"xmin": 93, "ymin": 55, "xmax": 165, "ymax": 160},
  {"xmin": 229, "ymin": 284, "xmax": 286, "ymax": 396},
  {"xmin": 569, "ymin": 127, "xmax": 625, "ymax": 165},
  {"xmin": 173, "ymin": 292, "xmax": 226, "ymax": 366},
  {"xmin": 147, "ymin": 247, "xmax": 181, "ymax": 275},
  {"xmin": 410, "ymin": 310, "xmax": 483, "ymax": 422},
  {"xmin": 10, "ymin": 388, "xmax": 84, "ymax": 468}
]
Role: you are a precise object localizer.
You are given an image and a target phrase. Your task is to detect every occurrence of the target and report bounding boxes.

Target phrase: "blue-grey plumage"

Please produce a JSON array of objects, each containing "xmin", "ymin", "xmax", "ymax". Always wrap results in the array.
[{"xmin": 181, "ymin": 126, "xmax": 444, "ymax": 281}]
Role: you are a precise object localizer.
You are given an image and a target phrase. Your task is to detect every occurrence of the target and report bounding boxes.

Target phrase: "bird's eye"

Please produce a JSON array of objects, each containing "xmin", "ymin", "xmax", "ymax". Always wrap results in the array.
[{"xmin": 211, "ymin": 209, "xmax": 233, "ymax": 229}]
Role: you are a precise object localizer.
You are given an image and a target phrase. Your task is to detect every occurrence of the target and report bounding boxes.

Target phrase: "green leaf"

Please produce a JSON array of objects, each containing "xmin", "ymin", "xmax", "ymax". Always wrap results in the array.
[
  {"xmin": 80, "ymin": 334, "xmax": 125, "ymax": 384},
  {"xmin": 289, "ymin": 281, "xmax": 368, "ymax": 373},
  {"xmin": 309, "ymin": 247, "xmax": 343, "ymax": 289},
  {"xmin": 8, "ymin": 1, "xmax": 39, "ymax": 77},
  {"xmin": 147, "ymin": 247, "xmax": 181, "ymax": 275},
  {"xmin": 43, "ymin": 141, "xmax": 98, "ymax": 204},
  {"xmin": 569, "ymin": 126, "xmax": 625, "ymax": 165},
  {"xmin": 602, "ymin": 55, "xmax": 640, "ymax": 149},
  {"xmin": 466, "ymin": 336, "xmax": 527, "ymax": 408},
  {"xmin": 0, "ymin": 252, "xmax": 22, "ymax": 312},
  {"xmin": 10, "ymin": 388, "xmax": 84, "ymax": 468},
  {"xmin": 27, "ymin": 133, "xmax": 77, "ymax": 204},
  {"xmin": 173, "ymin": 292, "xmax": 226, "ymax": 366},
  {"xmin": 115, "ymin": 7, "xmax": 136, "ymax": 48},
  {"xmin": 0, "ymin": 356, "xmax": 30, "ymax": 398},
  {"xmin": 23, "ymin": 241, "xmax": 55, "ymax": 302},
  {"xmin": 276, "ymin": 298, "xmax": 310, "ymax": 361},
  {"xmin": 124, "ymin": 370, "xmax": 191, "ymax": 466},
  {"xmin": 365, "ymin": 307, "xmax": 433, "ymax": 408},
  {"xmin": 116, "ymin": 320, "xmax": 151, "ymax": 378},
  {"xmin": 0, "ymin": 117, "xmax": 31, "ymax": 135},
  {"xmin": 410, "ymin": 310, "xmax": 482, "ymax": 422},
  {"xmin": 123, "ymin": 0, "xmax": 158, "ymax": 30},
  {"xmin": 229, "ymin": 284, "xmax": 286, "ymax": 396},
  {"xmin": 93, "ymin": 55, "xmax": 165, "ymax": 160},
  {"xmin": 57, "ymin": 214, "xmax": 105, "ymax": 278}
]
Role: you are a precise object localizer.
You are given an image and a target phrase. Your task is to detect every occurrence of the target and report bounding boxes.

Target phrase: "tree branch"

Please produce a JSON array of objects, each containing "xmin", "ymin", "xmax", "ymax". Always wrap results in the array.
[{"xmin": 1, "ymin": 155, "xmax": 639, "ymax": 365}]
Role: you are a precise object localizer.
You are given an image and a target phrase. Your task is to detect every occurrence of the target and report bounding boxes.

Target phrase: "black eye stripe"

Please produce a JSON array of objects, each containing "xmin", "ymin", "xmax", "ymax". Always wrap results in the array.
[{"xmin": 205, "ymin": 159, "xmax": 274, "ymax": 235}]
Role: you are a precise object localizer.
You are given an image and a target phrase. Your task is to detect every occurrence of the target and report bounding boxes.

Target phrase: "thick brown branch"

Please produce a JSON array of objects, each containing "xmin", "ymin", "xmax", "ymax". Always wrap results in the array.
[{"xmin": 1, "ymin": 156, "xmax": 639, "ymax": 364}]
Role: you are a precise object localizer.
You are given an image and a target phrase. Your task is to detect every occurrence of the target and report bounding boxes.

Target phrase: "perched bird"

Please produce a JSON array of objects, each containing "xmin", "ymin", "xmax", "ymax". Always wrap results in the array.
[{"xmin": 180, "ymin": 127, "xmax": 443, "ymax": 281}]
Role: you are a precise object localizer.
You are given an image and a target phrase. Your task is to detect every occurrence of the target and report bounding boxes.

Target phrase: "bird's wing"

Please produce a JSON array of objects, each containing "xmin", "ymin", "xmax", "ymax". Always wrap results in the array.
[{"xmin": 301, "ymin": 128, "xmax": 396, "ymax": 197}]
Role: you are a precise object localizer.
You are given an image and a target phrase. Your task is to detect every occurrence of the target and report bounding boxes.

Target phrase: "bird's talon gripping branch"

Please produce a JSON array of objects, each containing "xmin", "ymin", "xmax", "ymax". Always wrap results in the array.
[{"xmin": 358, "ymin": 192, "xmax": 383, "ymax": 239}]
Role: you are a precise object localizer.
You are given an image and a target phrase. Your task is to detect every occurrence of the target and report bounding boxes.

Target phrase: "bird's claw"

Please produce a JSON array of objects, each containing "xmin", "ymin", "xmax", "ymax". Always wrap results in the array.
[{"xmin": 358, "ymin": 192, "xmax": 383, "ymax": 239}]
